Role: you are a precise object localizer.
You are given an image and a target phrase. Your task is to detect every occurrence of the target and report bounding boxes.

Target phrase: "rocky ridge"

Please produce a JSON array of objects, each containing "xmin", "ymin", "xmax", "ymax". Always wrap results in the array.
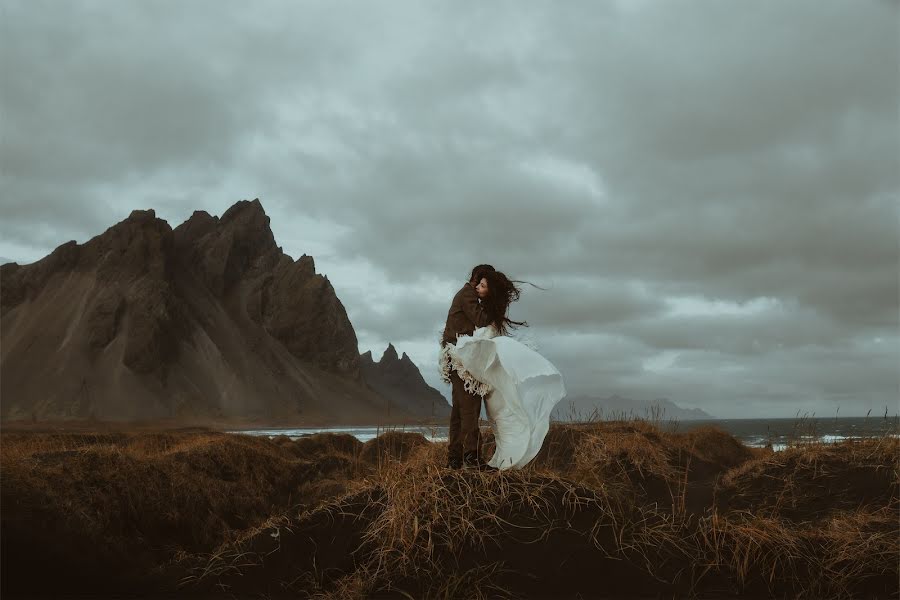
[
  {"xmin": 0, "ymin": 199, "xmax": 436, "ymax": 424},
  {"xmin": 360, "ymin": 343, "xmax": 450, "ymax": 419}
]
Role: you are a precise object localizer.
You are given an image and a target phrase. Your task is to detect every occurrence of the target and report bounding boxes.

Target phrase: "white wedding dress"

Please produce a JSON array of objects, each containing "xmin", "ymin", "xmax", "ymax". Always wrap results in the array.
[{"xmin": 439, "ymin": 324, "xmax": 566, "ymax": 470}]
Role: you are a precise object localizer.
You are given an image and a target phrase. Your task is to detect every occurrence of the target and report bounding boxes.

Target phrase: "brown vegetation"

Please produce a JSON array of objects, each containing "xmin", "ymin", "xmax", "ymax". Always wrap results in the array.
[{"xmin": 1, "ymin": 418, "xmax": 897, "ymax": 599}]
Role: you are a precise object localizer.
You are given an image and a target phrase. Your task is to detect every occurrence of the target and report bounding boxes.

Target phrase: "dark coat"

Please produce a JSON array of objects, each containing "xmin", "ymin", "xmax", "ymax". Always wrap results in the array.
[{"xmin": 441, "ymin": 281, "xmax": 493, "ymax": 346}]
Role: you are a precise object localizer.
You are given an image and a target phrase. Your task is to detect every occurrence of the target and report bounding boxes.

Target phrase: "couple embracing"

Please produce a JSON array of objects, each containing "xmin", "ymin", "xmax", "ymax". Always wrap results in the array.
[{"xmin": 439, "ymin": 264, "xmax": 566, "ymax": 471}]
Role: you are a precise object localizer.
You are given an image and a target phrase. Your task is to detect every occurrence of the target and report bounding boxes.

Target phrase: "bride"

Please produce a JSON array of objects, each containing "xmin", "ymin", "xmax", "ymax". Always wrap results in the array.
[{"xmin": 439, "ymin": 270, "xmax": 566, "ymax": 470}]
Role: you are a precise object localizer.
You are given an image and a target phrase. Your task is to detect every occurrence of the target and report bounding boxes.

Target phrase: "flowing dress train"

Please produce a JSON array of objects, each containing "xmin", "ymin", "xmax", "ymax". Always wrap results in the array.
[{"xmin": 439, "ymin": 324, "xmax": 566, "ymax": 470}]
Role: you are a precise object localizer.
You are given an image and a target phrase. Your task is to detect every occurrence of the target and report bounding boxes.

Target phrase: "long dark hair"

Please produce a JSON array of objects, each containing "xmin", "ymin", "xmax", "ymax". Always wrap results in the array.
[
  {"xmin": 469, "ymin": 264, "xmax": 495, "ymax": 285},
  {"xmin": 477, "ymin": 270, "xmax": 545, "ymax": 336}
]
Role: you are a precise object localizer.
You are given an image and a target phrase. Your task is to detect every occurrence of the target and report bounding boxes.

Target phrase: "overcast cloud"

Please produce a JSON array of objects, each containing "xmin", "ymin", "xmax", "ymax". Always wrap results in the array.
[{"xmin": 2, "ymin": 0, "xmax": 897, "ymax": 418}]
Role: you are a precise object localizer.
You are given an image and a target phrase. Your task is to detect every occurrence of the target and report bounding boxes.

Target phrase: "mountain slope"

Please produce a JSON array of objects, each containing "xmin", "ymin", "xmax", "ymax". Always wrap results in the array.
[
  {"xmin": 0, "ymin": 199, "xmax": 424, "ymax": 424},
  {"xmin": 360, "ymin": 344, "xmax": 450, "ymax": 420}
]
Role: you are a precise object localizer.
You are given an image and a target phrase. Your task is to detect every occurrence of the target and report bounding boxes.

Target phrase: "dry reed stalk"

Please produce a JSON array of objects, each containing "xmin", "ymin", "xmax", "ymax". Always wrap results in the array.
[
  {"xmin": 696, "ymin": 512, "xmax": 809, "ymax": 595},
  {"xmin": 179, "ymin": 512, "xmax": 295, "ymax": 586},
  {"xmin": 354, "ymin": 455, "xmax": 613, "ymax": 596}
]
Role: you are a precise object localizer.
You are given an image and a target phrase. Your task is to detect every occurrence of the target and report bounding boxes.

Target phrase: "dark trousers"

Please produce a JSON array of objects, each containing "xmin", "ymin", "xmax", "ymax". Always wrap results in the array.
[{"xmin": 447, "ymin": 366, "xmax": 483, "ymax": 459}]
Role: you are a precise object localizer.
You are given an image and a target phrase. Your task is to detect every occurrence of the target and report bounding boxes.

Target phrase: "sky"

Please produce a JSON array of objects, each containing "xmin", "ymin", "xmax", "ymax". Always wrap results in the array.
[{"xmin": 1, "ymin": 0, "xmax": 898, "ymax": 418}]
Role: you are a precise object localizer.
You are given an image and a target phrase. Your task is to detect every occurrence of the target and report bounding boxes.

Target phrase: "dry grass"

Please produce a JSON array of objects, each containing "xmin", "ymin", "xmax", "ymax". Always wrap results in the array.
[
  {"xmin": 715, "ymin": 435, "xmax": 899, "ymax": 521},
  {"xmin": 2, "ymin": 412, "xmax": 898, "ymax": 599},
  {"xmin": 690, "ymin": 499, "xmax": 900, "ymax": 599},
  {"xmin": 182, "ymin": 439, "xmax": 699, "ymax": 598},
  {"xmin": 522, "ymin": 419, "xmax": 757, "ymax": 520},
  {"xmin": 0, "ymin": 427, "xmax": 391, "ymax": 596}
]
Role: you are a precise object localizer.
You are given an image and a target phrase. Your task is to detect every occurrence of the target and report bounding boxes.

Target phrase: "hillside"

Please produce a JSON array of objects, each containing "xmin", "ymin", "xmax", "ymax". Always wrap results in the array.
[
  {"xmin": 0, "ymin": 198, "xmax": 436, "ymax": 425},
  {"xmin": 1, "ymin": 420, "xmax": 895, "ymax": 598},
  {"xmin": 360, "ymin": 343, "xmax": 451, "ymax": 419}
]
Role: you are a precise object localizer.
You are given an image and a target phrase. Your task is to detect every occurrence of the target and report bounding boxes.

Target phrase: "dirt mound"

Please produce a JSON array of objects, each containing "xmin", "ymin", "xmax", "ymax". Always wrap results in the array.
[
  {"xmin": 350, "ymin": 464, "xmax": 693, "ymax": 599},
  {"xmin": 0, "ymin": 430, "xmax": 360, "ymax": 597},
  {"xmin": 359, "ymin": 431, "xmax": 429, "ymax": 465},
  {"xmin": 1, "ymin": 430, "xmax": 132, "ymax": 450},
  {"xmin": 180, "ymin": 462, "xmax": 691, "ymax": 599},
  {"xmin": 3, "ymin": 422, "xmax": 897, "ymax": 599},
  {"xmin": 183, "ymin": 434, "xmax": 900, "ymax": 600},
  {"xmin": 528, "ymin": 422, "xmax": 595, "ymax": 472},
  {"xmin": 161, "ymin": 427, "xmax": 900, "ymax": 600},
  {"xmin": 177, "ymin": 486, "xmax": 387, "ymax": 597},
  {"xmin": 654, "ymin": 424, "xmax": 762, "ymax": 492},
  {"xmin": 692, "ymin": 502, "xmax": 900, "ymax": 598},
  {"xmin": 276, "ymin": 431, "xmax": 363, "ymax": 459},
  {"xmin": 526, "ymin": 421, "xmax": 756, "ymax": 515},
  {"xmin": 674, "ymin": 424, "xmax": 757, "ymax": 471},
  {"xmin": 714, "ymin": 436, "xmax": 900, "ymax": 521}
]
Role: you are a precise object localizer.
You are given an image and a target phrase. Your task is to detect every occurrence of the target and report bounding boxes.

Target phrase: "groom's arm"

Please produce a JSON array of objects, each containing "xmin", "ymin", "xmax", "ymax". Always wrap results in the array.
[{"xmin": 461, "ymin": 285, "xmax": 492, "ymax": 328}]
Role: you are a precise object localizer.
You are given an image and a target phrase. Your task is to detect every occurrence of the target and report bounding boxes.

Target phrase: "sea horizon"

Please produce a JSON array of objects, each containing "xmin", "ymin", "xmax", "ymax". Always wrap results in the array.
[{"xmin": 229, "ymin": 415, "xmax": 900, "ymax": 453}]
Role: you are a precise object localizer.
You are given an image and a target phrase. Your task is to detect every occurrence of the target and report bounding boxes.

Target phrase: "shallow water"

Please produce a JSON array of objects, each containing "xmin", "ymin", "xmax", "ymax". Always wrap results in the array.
[
  {"xmin": 230, "ymin": 425, "xmax": 449, "ymax": 444},
  {"xmin": 675, "ymin": 416, "xmax": 899, "ymax": 451},
  {"xmin": 229, "ymin": 416, "xmax": 899, "ymax": 452}
]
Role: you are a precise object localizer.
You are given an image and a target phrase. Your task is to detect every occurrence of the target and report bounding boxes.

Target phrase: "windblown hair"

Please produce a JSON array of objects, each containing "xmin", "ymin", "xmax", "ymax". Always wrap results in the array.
[
  {"xmin": 469, "ymin": 264, "xmax": 495, "ymax": 285},
  {"xmin": 476, "ymin": 270, "xmax": 544, "ymax": 336}
]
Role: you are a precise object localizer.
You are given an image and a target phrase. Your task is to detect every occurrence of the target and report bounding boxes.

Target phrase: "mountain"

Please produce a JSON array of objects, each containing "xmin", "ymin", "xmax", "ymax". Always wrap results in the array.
[
  {"xmin": 552, "ymin": 394, "xmax": 713, "ymax": 422},
  {"xmin": 0, "ymin": 198, "xmax": 431, "ymax": 425},
  {"xmin": 360, "ymin": 344, "xmax": 450, "ymax": 420}
]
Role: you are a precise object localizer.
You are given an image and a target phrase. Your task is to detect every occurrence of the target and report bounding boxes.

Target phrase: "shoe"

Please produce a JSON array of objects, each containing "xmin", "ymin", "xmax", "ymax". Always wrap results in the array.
[{"xmin": 463, "ymin": 451, "xmax": 498, "ymax": 472}]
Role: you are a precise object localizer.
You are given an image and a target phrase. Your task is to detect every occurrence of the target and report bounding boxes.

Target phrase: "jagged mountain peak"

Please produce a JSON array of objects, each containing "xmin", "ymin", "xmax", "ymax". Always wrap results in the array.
[
  {"xmin": 218, "ymin": 198, "xmax": 276, "ymax": 246},
  {"xmin": 296, "ymin": 254, "xmax": 315, "ymax": 277},
  {"xmin": 176, "ymin": 199, "xmax": 275, "ymax": 245},
  {"xmin": 220, "ymin": 197, "xmax": 266, "ymax": 224},
  {"xmin": 0, "ymin": 198, "xmax": 380, "ymax": 422},
  {"xmin": 182, "ymin": 209, "xmax": 217, "ymax": 225},
  {"xmin": 381, "ymin": 343, "xmax": 399, "ymax": 362},
  {"xmin": 359, "ymin": 343, "xmax": 449, "ymax": 419},
  {"xmin": 125, "ymin": 208, "xmax": 159, "ymax": 222},
  {"xmin": 171, "ymin": 198, "xmax": 285, "ymax": 296}
]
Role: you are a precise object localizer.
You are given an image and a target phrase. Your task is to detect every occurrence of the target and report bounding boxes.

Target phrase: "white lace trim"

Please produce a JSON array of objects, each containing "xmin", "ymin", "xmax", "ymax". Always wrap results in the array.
[
  {"xmin": 438, "ymin": 342, "xmax": 493, "ymax": 398},
  {"xmin": 438, "ymin": 343, "xmax": 452, "ymax": 383}
]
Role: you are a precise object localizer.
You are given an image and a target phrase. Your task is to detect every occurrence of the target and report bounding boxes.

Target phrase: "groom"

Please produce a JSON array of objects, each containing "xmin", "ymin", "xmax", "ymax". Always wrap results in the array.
[{"xmin": 442, "ymin": 264, "xmax": 497, "ymax": 471}]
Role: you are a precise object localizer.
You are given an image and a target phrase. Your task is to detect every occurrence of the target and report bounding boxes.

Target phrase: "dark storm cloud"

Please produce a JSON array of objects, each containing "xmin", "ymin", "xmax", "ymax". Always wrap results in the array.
[
  {"xmin": 2, "ymin": 0, "xmax": 897, "ymax": 417},
  {"xmin": 606, "ymin": 303, "xmax": 845, "ymax": 356}
]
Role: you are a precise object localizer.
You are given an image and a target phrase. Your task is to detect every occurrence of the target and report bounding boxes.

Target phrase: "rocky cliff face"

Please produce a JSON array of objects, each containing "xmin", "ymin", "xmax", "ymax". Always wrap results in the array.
[
  {"xmin": 0, "ymin": 198, "xmax": 418, "ymax": 424},
  {"xmin": 359, "ymin": 344, "xmax": 450, "ymax": 419},
  {"xmin": 171, "ymin": 201, "xmax": 360, "ymax": 376}
]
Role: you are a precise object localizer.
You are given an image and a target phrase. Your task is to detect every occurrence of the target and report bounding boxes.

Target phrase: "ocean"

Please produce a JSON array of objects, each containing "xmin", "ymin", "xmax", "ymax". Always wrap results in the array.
[{"xmin": 229, "ymin": 415, "xmax": 899, "ymax": 452}]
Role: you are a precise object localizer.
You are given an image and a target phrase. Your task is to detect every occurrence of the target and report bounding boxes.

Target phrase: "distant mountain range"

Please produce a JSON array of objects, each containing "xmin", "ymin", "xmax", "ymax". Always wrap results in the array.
[
  {"xmin": 552, "ymin": 394, "xmax": 713, "ymax": 421},
  {"xmin": 0, "ymin": 198, "xmax": 444, "ymax": 425}
]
